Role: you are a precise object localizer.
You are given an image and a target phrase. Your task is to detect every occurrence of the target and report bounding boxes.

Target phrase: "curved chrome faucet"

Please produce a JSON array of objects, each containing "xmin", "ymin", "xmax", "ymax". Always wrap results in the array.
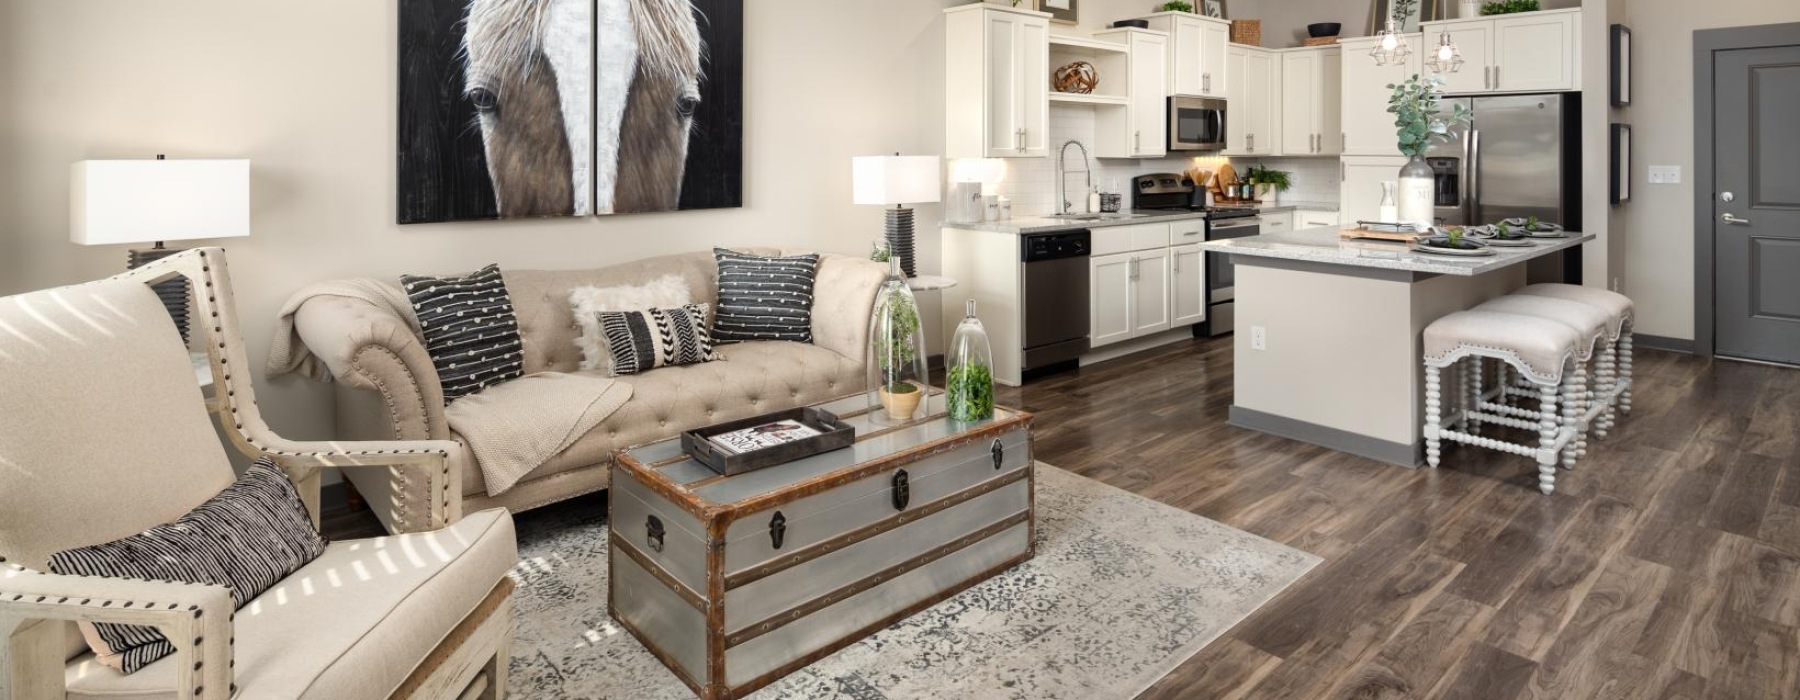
[{"xmin": 1056, "ymin": 140, "xmax": 1092, "ymax": 215}]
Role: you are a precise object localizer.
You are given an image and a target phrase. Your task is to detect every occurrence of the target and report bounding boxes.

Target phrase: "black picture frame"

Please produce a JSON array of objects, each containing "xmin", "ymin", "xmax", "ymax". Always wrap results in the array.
[
  {"xmin": 1610, "ymin": 123, "xmax": 1631, "ymax": 205},
  {"xmin": 1610, "ymin": 24, "xmax": 1632, "ymax": 107}
]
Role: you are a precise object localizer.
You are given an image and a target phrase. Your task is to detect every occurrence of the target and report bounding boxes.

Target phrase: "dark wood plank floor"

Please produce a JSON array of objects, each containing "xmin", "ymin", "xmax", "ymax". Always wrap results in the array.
[{"xmin": 325, "ymin": 337, "xmax": 1800, "ymax": 700}]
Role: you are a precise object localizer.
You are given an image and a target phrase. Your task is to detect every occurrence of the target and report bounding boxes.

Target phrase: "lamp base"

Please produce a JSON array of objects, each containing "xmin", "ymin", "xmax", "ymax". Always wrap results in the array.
[
  {"xmin": 127, "ymin": 243, "xmax": 191, "ymax": 344},
  {"xmin": 885, "ymin": 207, "xmax": 916, "ymax": 278}
]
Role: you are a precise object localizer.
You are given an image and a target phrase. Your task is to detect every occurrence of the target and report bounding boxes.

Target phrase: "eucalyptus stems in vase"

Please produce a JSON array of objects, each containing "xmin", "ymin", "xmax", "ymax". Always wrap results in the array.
[{"xmin": 1386, "ymin": 74, "xmax": 1471, "ymax": 227}]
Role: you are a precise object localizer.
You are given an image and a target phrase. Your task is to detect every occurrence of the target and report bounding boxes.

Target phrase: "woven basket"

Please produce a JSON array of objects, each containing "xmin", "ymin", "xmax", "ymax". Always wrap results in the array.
[
  {"xmin": 1303, "ymin": 36, "xmax": 1340, "ymax": 46},
  {"xmin": 1230, "ymin": 19, "xmax": 1261, "ymax": 46}
]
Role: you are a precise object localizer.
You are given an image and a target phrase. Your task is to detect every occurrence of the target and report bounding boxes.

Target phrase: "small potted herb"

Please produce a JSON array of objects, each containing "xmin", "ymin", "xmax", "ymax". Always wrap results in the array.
[
  {"xmin": 1156, "ymin": 1, "xmax": 1195, "ymax": 12},
  {"xmin": 1480, "ymin": 0, "xmax": 1540, "ymax": 15},
  {"xmin": 1248, "ymin": 166, "xmax": 1293, "ymax": 205}
]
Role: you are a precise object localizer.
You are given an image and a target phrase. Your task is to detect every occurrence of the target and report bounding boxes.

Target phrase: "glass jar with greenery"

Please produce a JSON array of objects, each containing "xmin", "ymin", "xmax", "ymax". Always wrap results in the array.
[
  {"xmin": 945, "ymin": 299, "xmax": 994, "ymax": 422},
  {"xmin": 1388, "ymin": 74, "xmax": 1470, "ymax": 227},
  {"xmin": 867, "ymin": 257, "xmax": 929, "ymax": 424}
]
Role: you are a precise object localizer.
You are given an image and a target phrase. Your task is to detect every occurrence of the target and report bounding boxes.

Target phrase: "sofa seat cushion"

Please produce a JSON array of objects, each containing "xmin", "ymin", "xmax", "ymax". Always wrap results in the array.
[
  {"xmin": 453, "ymin": 341, "xmax": 862, "ymax": 496},
  {"xmin": 65, "ymin": 509, "xmax": 518, "ymax": 700}
]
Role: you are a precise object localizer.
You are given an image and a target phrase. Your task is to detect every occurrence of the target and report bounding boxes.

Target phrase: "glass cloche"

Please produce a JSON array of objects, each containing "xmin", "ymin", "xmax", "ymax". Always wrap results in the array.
[
  {"xmin": 945, "ymin": 299, "xmax": 994, "ymax": 422},
  {"xmin": 867, "ymin": 257, "xmax": 929, "ymax": 424}
]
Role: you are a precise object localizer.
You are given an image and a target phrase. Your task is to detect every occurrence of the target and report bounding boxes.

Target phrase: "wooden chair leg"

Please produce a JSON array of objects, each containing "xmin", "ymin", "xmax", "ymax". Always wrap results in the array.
[
  {"xmin": 1425, "ymin": 363, "xmax": 1443, "ymax": 468},
  {"xmin": 1537, "ymin": 381, "xmax": 1559, "ymax": 495}
]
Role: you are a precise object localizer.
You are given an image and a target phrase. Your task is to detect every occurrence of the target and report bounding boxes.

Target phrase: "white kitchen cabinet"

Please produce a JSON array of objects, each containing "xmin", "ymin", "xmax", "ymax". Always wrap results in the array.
[
  {"xmin": 1224, "ymin": 45, "xmax": 1279, "ymax": 156},
  {"xmin": 1339, "ymin": 33, "xmax": 1420, "ymax": 157},
  {"xmin": 1091, "ymin": 252, "xmax": 1135, "ymax": 348},
  {"xmin": 1144, "ymin": 12, "xmax": 1231, "ymax": 98},
  {"xmin": 1421, "ymin": 9, "xmax": 1580, "ymax": 95},
  {"xmin": 1171, "ymin": 243, "xmax": 1207, "ymax": 328},
  {"xmin": 945, "ymin": 4, "xmax": 1050, "ymax": 159},
  {"xmin": 1131, "ymin": 248, "xmax": 1172, "ymax": 337},
  {"xmin": 1094, "ymin": 28, "xmax": 1169, "ymax": 158},
  {"xmin": 1260, "ymin": 211, "xmax": 1294, "ymax": 233},
  {"xmin": 1279, "ymin": 47, "xmax": 1342, "ymax": 156},
  {"xmin": 1340, "ymin": 156, "xmax": 1408, "ymax": 226},
  {"xmin": 1168, "ymin": 219, "xmax": 1206, "ymax": 245},
  {"xmin": 1296, "ymin": 208, "xmax": 1340, "ymax": 231},
  {"xmin": 1092, "ymin": 222, "xmax": 1171, "ymax": 256}
]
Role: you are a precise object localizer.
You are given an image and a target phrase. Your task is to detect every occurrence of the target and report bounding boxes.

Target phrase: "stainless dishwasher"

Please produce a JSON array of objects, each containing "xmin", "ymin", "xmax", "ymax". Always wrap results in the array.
[{"xmin": 1021, "ymin": 229, "xmax": 1091, "ymax": 377}]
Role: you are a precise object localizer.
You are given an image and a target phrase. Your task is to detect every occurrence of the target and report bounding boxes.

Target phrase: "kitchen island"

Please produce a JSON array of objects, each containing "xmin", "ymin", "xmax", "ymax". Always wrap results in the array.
[{"xmin": 1201, "ymin": 228, "xmax": 1595, "ymax": 466}]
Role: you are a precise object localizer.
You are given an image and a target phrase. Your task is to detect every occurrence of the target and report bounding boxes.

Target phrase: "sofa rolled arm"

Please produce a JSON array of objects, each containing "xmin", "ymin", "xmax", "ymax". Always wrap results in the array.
[
  {"xmin": 293, "ymin": 295, "xmax": 450, "ymax": 441},
  {"xmin": 807, "ymin": 255, "xmax": 889, "ymax": 368},
  {"xmin": 1, "ymin": 566, "xmax": 234, "ymax": 700}
]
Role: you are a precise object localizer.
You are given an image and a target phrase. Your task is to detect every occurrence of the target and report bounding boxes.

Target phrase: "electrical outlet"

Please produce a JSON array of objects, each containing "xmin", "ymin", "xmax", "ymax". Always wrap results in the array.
[
  {"xmin": 1251, "ymin": 325, "xmax": 1267, "ymax": 351},
  {"xmin": 1648, "ymin": 166, "xmax": 1682, "ymax": 184}
]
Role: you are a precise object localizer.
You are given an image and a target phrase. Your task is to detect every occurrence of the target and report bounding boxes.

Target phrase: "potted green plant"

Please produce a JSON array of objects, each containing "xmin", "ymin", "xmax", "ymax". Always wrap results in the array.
[
  {"xmin": 1387, "ymin": 74, "xmax": 1470, "ymax": 226},
  {"xmin": 867, "ymin": 259, "xmax": 928, "ymax": 423},
  {"xmin": 1248, "ymin": 166, "xmax": 1293, "ymax": 204},
  {"xmin": 1156, "ymin": 1, "xmax": 1194, "ymax": 12},
  {"xmin": 1480, "ymin": 0, "xmax": 1540, "ymax": 15}
]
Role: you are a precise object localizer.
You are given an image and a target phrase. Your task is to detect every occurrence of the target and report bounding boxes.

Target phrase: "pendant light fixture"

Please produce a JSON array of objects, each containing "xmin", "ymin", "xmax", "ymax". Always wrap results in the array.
[
  {"xmin": 1368, "ymin": 17, "xmax": 1412, "ymax": 66},
  {"xmin": 1423, "ymin": 28, "xmax": 1464, "ymax": 73}
]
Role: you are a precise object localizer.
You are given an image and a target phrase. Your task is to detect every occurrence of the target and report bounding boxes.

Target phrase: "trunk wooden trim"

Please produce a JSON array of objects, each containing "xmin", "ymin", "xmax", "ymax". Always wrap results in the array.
[
  {"xmin": 723, "ymin": 510, "xmax": 1032, "ymax": 649},
  {"xmin": 722, "ymin": 467, "xmax": 1031, "ymax": 590},
  {"xmin": 609, "ymin": 529, "xmax": 711, "ymax": 611}
]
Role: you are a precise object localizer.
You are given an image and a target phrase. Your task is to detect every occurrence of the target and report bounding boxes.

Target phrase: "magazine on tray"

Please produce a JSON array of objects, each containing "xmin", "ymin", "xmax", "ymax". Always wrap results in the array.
[{"xmin": 708, "ymin": 419, "xmax": 823, "ymax": 455}]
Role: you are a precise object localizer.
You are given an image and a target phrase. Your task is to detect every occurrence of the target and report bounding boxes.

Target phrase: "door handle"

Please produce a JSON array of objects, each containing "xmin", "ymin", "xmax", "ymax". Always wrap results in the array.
[
  {"xmin": 1135, "ymin": 130, "xmax": 1141, "ymax": 151},
  {"xmin": 1722, "ymin": 213, "xmax": 1752, "ymax": 225},
  {"xmin": 1492, "ymin": 65, "xmax": 1499, "ymax": 88}
]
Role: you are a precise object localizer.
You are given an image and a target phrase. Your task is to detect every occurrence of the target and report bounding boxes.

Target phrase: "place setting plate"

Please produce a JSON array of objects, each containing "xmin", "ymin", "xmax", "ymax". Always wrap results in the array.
[{"xmin": 1411, "ymin": 236, "xmax": 1496, "ymax": 257}]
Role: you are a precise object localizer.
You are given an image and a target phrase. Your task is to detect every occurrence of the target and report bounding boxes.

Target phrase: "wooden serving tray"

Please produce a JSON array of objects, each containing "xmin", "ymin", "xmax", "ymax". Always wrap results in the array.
[{"xmin": 1339, "ymin": 226, "xmax": 1422, "ymax": 242}]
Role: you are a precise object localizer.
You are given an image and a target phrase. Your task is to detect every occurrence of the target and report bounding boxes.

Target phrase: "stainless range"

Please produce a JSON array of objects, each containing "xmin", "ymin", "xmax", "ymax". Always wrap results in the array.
[{"xmin": 1130, "ymin": 173, "xmax": 1259, "ymax": 337}]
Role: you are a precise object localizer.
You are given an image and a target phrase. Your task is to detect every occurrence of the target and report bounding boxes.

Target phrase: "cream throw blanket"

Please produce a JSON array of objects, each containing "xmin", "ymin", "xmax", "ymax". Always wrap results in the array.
[{"xmin": 269, "ymin": 279, "xmax": 632, "ymax": 496}]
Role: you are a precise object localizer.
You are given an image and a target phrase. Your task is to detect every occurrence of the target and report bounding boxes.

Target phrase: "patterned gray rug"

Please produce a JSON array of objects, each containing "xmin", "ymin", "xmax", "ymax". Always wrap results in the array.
[{"xmin": 505, "ymin": 463, "xmax": 1319, "ymax": 699}]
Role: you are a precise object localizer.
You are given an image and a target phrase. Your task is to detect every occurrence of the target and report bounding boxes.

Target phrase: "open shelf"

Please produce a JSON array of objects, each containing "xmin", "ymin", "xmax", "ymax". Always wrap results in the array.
[
  {"xmin": 1049, "ymin": 92, "xmax": 1128, "ymax": 106},
  {"xmin": 1048, "ymin": 34, "xmax": 1132, "ymax": 54}
]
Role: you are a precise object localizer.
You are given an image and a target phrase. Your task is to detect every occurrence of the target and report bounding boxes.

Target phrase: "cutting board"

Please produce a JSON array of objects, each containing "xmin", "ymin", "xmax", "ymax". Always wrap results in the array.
[{"xmin": 1339, "ymin": 227, "xmax": 1421, "ymax": 242}]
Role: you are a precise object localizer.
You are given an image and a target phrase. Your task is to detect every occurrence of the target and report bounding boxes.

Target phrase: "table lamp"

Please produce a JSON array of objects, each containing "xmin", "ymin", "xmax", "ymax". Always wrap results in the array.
[
  {"xmin": 71, "ymin": 156, "xmax": 251, "ymax": 342},
  {"xmin": 853, "ymin": 154, "xmax": 940, "ymax": 278}
]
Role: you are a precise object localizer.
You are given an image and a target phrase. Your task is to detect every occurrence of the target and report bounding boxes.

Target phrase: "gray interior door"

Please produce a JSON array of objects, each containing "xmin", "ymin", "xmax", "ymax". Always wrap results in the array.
[{"xmin": 1714, "ymin": 45, "xmax": 1800, "ymax": 365}]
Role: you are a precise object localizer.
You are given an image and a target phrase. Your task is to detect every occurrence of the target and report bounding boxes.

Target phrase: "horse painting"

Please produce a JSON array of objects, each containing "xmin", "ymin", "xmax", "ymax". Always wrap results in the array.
[{"xmin": 397, "ymin": 0, "xmax": 742, "ymax": 224}]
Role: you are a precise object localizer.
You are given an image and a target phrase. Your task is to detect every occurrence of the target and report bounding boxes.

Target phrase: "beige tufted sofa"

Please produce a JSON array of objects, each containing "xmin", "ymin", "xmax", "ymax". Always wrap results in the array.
[{"xmin": 293, "ymin": 249, "xmax": 888, "ymax": 534}]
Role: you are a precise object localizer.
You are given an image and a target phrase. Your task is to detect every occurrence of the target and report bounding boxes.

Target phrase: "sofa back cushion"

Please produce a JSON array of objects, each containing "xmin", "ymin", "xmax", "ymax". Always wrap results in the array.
[{"xmin": 504, "ymin": 249, "xmax": 782, "ymax": 374}]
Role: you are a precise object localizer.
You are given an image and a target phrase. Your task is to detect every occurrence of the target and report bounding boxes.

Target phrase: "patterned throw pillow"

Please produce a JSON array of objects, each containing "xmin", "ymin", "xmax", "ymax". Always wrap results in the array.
[
  {"xmin": 568, "ymin": 274, "xmax": 694, "ymax": 373},
  {"xmin": 599, "ymin": 304, "xmax": 718, "ymax": 375},
  {"xmin": 49, "ymin": 460, "xmax": 327, "ymax": 674},
  {"xmin": 711, "ymin": 249, "xmax": 820, "ymax": 343},
  {"xmin": 399, "ymin": 264, "xmax": 524, "ymax": 401}
]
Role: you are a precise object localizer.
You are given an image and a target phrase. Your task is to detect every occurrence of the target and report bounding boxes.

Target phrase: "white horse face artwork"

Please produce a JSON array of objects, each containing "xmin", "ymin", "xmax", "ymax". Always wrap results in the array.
[
  {"xmin": 461, "ymin": 0, "xmax": 593, "ymax": 217},
  {"xmin": 607, "ymin": 0, "xmax": 704, "ymax": 214}
]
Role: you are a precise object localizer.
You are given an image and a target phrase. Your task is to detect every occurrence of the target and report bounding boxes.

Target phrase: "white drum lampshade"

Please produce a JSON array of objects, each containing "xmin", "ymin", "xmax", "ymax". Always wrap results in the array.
[
  {"xmin": 853, "ymin": 155, "xmax": 940, "ymax": 277},
  {"xmin": 71, "ymin": 158, "xmax": 251, "ymax": 246},
  {"xmin": 69, "ymin": 157, "xmax": 251, "ymax": 343}
]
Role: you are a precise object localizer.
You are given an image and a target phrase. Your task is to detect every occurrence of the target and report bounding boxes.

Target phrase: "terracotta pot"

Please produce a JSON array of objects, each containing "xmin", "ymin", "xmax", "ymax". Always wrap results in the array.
[{"xmin": 879, "ymin": 386, "xmax": 923, "ymax": 422}]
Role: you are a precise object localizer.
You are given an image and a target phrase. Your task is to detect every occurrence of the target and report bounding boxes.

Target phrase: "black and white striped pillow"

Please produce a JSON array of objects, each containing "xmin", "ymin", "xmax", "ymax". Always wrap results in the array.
[
  {"xmin": 400, "ymin": 264, "xmax": 524, "ymax": 401},
  {"xmin": 711, "ymin": 249, "xmax": 820, "ymax": 343},
  {"xmin": 598, "ymin": 304, "xmax": 718, "ymax": 375},
  {"xmin": 49, "ymin": 460, "xmax": 326, "ymax": 674}
]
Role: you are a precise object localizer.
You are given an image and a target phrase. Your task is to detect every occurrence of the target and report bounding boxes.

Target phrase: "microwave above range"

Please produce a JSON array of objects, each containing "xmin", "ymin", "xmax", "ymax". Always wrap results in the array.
[{"xmin": 1168, "ymin": 95, "xmax": 1227, "ymax": 152}]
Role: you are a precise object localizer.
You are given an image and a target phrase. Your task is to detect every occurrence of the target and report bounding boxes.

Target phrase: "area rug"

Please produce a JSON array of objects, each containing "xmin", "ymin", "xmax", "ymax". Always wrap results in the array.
[{"xmin": 505, "ymin": 463, "xmax": 1320, "ymax": 699}]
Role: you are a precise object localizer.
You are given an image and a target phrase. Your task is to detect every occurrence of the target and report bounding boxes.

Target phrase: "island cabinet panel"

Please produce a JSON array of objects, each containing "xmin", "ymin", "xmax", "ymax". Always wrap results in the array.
[{"xmin": 610, "ymin": 403, "xmax": 1036, "ymax": 700}]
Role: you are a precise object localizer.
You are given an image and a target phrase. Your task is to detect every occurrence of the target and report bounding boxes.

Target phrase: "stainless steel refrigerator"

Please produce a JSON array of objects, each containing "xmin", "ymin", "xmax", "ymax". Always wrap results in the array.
[{"xmin": 1426, "ymin": 93, "xmax": 1583, "ymax": 283}]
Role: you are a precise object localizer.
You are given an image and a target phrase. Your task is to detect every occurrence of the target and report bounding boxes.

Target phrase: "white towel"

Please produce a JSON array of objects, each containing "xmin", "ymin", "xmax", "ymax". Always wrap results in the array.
[{"xmin": 445, "ymin": 373, "xmax": 634, "ymax": 496}]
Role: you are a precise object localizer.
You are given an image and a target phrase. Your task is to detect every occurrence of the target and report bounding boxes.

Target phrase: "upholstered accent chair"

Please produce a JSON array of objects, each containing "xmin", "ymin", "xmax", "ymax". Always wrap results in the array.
[{"xmin": 0, "ymin": 249, "xmax": 517, "ymax": 699}]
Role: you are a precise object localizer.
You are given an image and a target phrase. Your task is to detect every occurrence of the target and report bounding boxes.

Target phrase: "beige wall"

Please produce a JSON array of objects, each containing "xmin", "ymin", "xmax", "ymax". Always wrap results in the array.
[
  {"xmin": 0, "ymin": 1, "xmax": 969, "ymax": 442},
  {"xmin": 1619, "ymin": 0, "xmax": 1800, "ymax": 341}
]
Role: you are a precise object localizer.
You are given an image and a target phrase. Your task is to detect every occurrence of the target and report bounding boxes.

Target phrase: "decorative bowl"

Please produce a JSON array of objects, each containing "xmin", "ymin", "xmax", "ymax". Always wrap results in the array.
[{"xmin": 1307, "ymin": 22, "xmax": 1342, "ymax": 38}]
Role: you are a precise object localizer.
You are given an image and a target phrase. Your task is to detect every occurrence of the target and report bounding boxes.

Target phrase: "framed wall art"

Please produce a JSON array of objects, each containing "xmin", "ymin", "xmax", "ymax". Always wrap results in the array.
[
  {"xmin": 1610, "ymin": 123, "xmax": 1631, "ymax": 205},
  {"xmin": 1042, "ymin": 0, "xmax": 1077, "ymax": 24},
  {"xmin": 1610, "ymin": 24, "xmax": 1632, "ymax": 107}
]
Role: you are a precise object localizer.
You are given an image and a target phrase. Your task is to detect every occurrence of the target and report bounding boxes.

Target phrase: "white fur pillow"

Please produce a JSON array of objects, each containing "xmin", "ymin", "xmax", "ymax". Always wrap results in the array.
[{"xmin": 569, "ymin": 275, "xmax": 694, "ymax": 374}]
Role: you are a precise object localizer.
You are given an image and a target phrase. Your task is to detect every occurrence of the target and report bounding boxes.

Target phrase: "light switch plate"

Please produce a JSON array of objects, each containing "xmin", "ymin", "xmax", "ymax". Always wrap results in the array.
[{"xmin": 1648, "ymin": 165, "xmax": 1682, "ymax": 184}]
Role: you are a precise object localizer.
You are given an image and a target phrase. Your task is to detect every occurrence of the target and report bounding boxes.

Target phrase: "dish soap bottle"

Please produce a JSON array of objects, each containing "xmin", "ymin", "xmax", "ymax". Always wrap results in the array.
[
  {"xmin": 946, "ymin": 299, "xmax": 995, "ymax": 422},
  {"xmin": 1087, "ymin": 187, "xmax": 1102, "ymax": 214}
]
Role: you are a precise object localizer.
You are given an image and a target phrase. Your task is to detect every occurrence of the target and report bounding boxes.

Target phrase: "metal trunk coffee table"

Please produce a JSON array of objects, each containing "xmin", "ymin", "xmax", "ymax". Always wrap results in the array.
[{"xmin": 609, "ymin": 392, "xmax": 1035, "ymax": 700}]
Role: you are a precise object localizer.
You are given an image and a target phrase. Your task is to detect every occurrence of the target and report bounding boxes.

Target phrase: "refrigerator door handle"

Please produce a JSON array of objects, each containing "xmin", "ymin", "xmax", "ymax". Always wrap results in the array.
[
  {"xmin": 1460, "ymin": 127, "xmax": 1474, "ymax": 225},
  {"xmin": 1469, "ymin": 129, "xmax": 1482, "ymax": 224}
]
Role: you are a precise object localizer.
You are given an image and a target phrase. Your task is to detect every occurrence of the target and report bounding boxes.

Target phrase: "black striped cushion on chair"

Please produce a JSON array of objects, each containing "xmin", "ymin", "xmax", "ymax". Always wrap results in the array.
[
  {"xmin": 399, "ymin": 263, "xmax": 525, "ymax": 402},
  {"xmin": 597, "ymin": 304, "xmax": 718, "ymax": 375},
  {"xmin": 49, "ymin": 459, "xmax": 327, "ymax": 674},
  {"xmin": 711, "ymin": 249, "xmax": 820, "ymax": 343}
]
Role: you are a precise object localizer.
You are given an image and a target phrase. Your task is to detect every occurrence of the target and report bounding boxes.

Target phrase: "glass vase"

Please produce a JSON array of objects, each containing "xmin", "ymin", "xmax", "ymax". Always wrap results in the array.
[
  {"xmin": 1397, "ymin": 155, "xmax": 1435, "ymax": 228},
  {"xmin": 945, "ymin": 299, "xmax": 994, "ymax": 423},
  {"xmin": 1378, "ymin": 180, "xmax": 1399, "ymax": 223},
  {"xmin": 867, "ymin": 257, "xmax": 929, "ymax": 425}
]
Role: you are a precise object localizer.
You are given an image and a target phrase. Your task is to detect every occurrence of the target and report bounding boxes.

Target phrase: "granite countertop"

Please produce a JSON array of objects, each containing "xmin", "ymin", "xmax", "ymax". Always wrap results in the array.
[
  {"xmin": 945, "ymin": 200, "xmax": 1344, "ymax": 235},
  {"xmin": 1200, "ymin": 228, "xmax": 1595, "ymax": 276}
]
